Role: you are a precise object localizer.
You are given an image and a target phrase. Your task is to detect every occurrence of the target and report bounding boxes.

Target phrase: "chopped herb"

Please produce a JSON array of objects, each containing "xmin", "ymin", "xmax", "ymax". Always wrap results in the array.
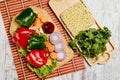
[{"xmin": 69, "ymin": 27, "xmax": 111, "ymax": 59}]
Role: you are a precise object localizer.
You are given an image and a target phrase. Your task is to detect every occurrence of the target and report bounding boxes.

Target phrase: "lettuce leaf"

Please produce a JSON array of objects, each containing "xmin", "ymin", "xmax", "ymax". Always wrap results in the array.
[
  {"xmin": 18, "ymin": 47, "xmax": 28, "ymax": 57},
  {"xmin": 27, "ymin": 59, "xmax": 57, "ymax": 77}
]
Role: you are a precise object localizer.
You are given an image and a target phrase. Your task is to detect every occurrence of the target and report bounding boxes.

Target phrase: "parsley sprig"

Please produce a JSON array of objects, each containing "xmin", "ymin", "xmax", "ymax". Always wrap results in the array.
[{"xmin": 70, "ymin": 27, "xmax": 111, "ymax": 59}]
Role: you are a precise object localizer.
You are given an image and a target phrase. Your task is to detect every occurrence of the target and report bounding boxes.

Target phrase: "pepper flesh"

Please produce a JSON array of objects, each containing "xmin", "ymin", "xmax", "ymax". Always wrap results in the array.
[
  {"xmin": 12, "ymin": 27, "xmax": 37, "ymax": 49},
  {"xmin": 16, "ymin": 8, "xmax": 36, "ymax": 27},
  {"xmin": 27, "ymin": 34, "xmax": 47, "ymax": 50},
  {"xmin": 27, "ymin": 50, "xmax": 49, "ymax": 67}
]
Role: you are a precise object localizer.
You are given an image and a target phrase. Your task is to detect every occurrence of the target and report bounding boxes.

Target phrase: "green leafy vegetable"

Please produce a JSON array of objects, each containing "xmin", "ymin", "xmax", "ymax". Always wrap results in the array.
[
  {"xmin": 27, "ymin": 59, "xmax": 57, "ymax": 77},
  {"xmin": 69, "ymin": 39, "xmax": 78, "ymax": 51},
  {"xmin": 18, "ymin": 47, "xmax": 28, "ymax": 57},
  {"xmin": 27, "ymin": 34, "xmax": 47, "ymax": 50},
  {"xmin": 70, "ymin": 27, "xmax": 111, "ymax": 59}
]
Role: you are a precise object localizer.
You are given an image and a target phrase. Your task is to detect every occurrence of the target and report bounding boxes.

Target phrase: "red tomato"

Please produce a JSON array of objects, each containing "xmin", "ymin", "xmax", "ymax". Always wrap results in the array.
[
  {"xmin": 12, "ymin": 27, "xmax": 37, "ymax": 49},
  {"xmin": 27, "ymin": 49, "xmax": 49, "ymax": 67}
]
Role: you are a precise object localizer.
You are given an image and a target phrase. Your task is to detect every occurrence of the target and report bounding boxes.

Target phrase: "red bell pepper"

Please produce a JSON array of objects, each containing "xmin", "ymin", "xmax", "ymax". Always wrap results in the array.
[
  {"xmin": 27, "ymin": 49, "xmax": 49, "ymax": 67},
  {"xmin": 12, "ymin": 27, "xmax": 37, "ymax": 49}
]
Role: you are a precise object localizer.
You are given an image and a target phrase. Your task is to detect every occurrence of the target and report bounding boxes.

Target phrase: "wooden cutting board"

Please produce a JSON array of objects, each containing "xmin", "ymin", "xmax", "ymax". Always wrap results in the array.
[{"xmin": 49, "ymin": 0, "xmax": 115, "ymax": 66}]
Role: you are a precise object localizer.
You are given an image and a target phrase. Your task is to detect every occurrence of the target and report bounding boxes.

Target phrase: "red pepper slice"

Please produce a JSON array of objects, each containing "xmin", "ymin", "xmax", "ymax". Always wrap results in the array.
[
  {"xmin": 27, "ymin": 49, "xmax": 49, "ymax": 67},
  {"xmin": 12, "ymin": 27, "xmax": 37, "ymax": 49}
]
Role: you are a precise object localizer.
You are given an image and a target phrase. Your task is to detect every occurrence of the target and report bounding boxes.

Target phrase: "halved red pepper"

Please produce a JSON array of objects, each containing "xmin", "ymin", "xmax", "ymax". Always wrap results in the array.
[
  {"xmin": 12, "ymin": 27, "xmax": 37, "ymax": 49},
  {"xmin": 27, "ymin": 49, "xmax": 49, "ymax": 67}
]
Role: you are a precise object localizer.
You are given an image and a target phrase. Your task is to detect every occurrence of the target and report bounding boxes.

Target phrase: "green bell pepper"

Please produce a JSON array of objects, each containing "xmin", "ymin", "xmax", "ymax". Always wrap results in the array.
[
  {"xmin": 16, "ymin": 8, "xmax": 36, "ymax": 27},
  {"xmin": 27, "ymin": 34, "xmax": 47, "ymax": 50}
]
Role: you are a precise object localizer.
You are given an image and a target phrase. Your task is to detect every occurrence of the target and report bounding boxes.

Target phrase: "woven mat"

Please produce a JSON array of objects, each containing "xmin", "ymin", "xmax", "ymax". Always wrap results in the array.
[{"xmin": 0, "ymin": 0, "xmax": 85, "ymax": 80}]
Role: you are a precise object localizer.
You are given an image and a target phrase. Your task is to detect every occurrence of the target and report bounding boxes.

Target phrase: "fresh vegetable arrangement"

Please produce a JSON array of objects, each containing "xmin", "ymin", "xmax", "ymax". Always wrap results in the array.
[
  {"xmin": 70, "ymin": 27, "xmax": 111, "ymax": 59},
  {"xmin": 11, "ymin": 7, "xmax": 67, "ymax": 77}
]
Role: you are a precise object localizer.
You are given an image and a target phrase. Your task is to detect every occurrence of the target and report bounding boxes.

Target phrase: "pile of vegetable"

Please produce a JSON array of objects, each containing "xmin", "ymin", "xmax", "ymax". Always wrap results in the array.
[
  {"xmin": 12, "ymin": 8, "xmax": 66, "ymax": 77},
  {"xmin": 70, "ymin": 27, "xmax": 111, "ymax": 59}
]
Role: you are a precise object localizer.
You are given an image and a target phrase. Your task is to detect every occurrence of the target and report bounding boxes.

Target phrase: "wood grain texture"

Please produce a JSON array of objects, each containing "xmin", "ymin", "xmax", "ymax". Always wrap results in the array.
[{"xmin": 0, "ymin": 0, "xmax": 120, "ymax": 80}]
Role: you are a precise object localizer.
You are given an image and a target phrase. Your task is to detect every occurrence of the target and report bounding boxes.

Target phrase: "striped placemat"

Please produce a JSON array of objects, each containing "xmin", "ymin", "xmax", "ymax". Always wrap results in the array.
[{"xmin": 0, "ymin": 0, "xmax": 85, "ymax": 80}]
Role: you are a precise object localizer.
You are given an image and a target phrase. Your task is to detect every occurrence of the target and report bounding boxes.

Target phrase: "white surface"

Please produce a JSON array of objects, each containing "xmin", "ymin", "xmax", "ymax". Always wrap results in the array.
[{"xmin": 0, "ymin": 0, "xmax": 120, "ymax": 80}]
